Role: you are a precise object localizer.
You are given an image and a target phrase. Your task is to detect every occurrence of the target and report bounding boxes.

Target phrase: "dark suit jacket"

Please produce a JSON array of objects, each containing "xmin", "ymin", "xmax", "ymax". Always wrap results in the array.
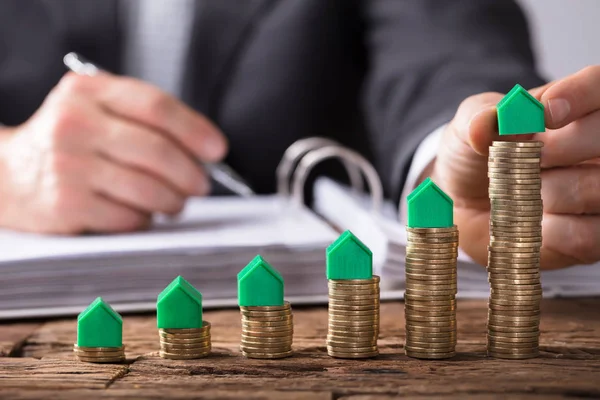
[{"xmin": 0, "ymin": 0, "xmax": 544, "ymax": 198}]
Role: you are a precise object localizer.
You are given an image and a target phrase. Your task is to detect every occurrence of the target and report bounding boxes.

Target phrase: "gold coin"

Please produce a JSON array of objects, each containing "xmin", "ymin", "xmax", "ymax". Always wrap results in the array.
[
  {"xmin": 241, "ymin": 338, "xmax": 293, "ymax": 347},
  {"xmin": 489, "ymin": 155, "xmax": 540, "ymax": 163},
  {"xmin": 406, "ymin": 326, "xmax": 455, "ymax": 334},
  {"xmin": 327, "ymin": 328, "xmax": 378, "ymax": 338},
  {"xmin": 407, "ymin": 227, "xmax": 458, "ymax": 234},
  {"xmin": 328, "ymin": 349, "xmax": 379, "ymax": 359},
  {"xmin": 489, "ymin": 147, "xmax": 542, "ymax": 154},
  {"xmin": 160, "ymin": 326, "xmax": 209, "ymax": 334},
  {"xmin": 405, "ymin": 340, "xmax": 455, "ymax": 350},
  {"xmin": 327, "ymin": 335, "xmax": 377, "ymax": 344},
  {"xmin": 487, "ymin": 330, "xmax": 539, "ymax": 338},
  {"xmin": 241, "ymin": 304, "xmax": 291, "ymax": 311},
  {"xmin": 76, "ymin": 356, "xmax": 126, "ymax": 363},
  {"xmin": 405, "ymin": 268, "xmax": 458, "ymax": 277},
  {"xmin": 328, "ymin": 276, "xmax": 380, "ymax": 285},
  {"xmin": 240, "ymin": 310, "xmax": 292, "ymax": 318},
  {"xmin": 488, "ymin": 337, "xmax": 538, "ymax": 346},
  {"xmin": 405, "ymin": 251, "xmax": 458, "ymax": 260},
  {"xmin": 159, "ymin": 350, "xmax": 211, "ymax": 359},
  {"xmin": 487, "ymin": 325, "xmax": 539, "ymax": 334},
  {"xmin": 161, "ymin": 343, "xmax": 211, "ymax": 352},
  {"xmin": 405, "ymin": 288, "xmax": 457, "ymax": 297},
  {"xmin": 73, "ymin": 345, "xmax": 125, "ymax": 352},
  {"xmin": 406, "ymin": 335, "xmax": 456, "ymax": 344},
  {"xmin": 489, "ymin": 182, "xmax": 541, "ymax": 191},
  {"xmin": 406, "ymin": 241, "xmax": 459, "ymax": 249},
  {"xmin": 406, "ymin": 279, "xmax": 457, "ymax": 287},
  {"xmin": 241, "ymin": 350, "xmax": 293, "ymax": 359},
  {"xmin": 405, "ymin": 349, "xmax": 456, "ymax": 359},
  {"xmin": 404, "ymin": 293, "xmax": 456, "ymax": 302},
  {"xmin": 488, "ymin": 303, "xmax": 540, "ymax": 312},
  {"xmin": 329, "ymin": 303, "xmax": 379, "ymax": 313},
  {"xmin": 240, "ymin": 344, "xmax": 292, "ymax": 353},
  {"xmin": 241, "ymin": 329, "xmax": 294, "ymax": 338},
  {"xmin": 491, "ymin": 141, "xmax": 543, "ymax": 148},
  {"xmin": 159, "ymin": 337, "xmax": 211, "ymax": 346},
  {"xmin": 405, "ymin": 256, "xmax": 458, "ymax": 265},
  {"xmin": 491, "ymin": 200, "xmax": 543, "ymax": 208},
  {"xmin": 406, "ymin": 234, "xmax": 458, "ymax": 242}
]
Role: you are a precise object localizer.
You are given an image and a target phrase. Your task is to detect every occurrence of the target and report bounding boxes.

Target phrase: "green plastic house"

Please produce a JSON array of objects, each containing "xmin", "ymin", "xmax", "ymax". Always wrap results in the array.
[
  {"xmin": 77, "ymin": 297, "xmax": 123, "ymax": 348},
  {"xmin": 326, "ymin": 230, "xmax": 373, "ymax": 280},
  {"xmin": 407, "ymin": 178, "xmax": 453, "ymax": 228},
  {"xmin": 157, "ymin": 276, "xmax": 203, "ymax": 329},
  {"xmin": 497, "ymin": 84, "xmax": 545, "ymax": 135},
  {"xmin": 238, "ymin": 255, "xmax": 284, "ymax": 307}
]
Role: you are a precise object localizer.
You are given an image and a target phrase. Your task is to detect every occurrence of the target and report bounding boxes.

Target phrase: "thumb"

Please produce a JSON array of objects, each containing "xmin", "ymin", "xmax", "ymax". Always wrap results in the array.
[{"xmin": 451, "ymin": 92, "xmax": 534, "ymax": 156}]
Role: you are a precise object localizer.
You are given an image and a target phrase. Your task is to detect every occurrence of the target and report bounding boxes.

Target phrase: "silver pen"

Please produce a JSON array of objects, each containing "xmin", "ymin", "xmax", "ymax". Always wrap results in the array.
[{"xmin": 63, "ymin": 52, "xmax": 255, "ymax": 197}]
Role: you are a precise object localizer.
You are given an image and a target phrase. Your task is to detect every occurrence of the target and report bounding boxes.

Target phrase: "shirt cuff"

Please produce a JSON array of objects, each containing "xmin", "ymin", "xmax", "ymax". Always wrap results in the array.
[{"xmin": 399, "ymin": 124, "xmax": 446, "ymax": 224}]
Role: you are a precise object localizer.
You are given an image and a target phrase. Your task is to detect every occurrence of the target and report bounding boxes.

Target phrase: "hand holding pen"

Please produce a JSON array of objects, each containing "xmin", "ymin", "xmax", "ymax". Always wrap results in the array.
[{"xmin": 0, "ymin": 52, "xmax": 248, "ymax": 234}]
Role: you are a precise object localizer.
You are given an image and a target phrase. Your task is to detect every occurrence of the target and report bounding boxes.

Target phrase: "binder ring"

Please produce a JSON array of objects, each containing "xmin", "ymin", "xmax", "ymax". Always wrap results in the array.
[
  {"xmin": 291, "ymin": 145, "xmax": 384, "ymax": 214},
  {"xmin": 276, "ymin": 137, "xmax": 364, "ymax": 197}
]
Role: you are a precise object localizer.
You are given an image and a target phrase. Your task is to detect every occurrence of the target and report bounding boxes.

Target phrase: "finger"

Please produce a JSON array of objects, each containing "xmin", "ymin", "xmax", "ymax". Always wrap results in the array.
[
  {"xmin": 90, "ymin": 156, "xmax": 186, "ymax": 214},
  {"xmin": 540, "ymin": 66, "xmax": 600, "ymax": 129},
  {"xmin": 541, "ymin": 164, "xmax": 600, "ymax": 214},
  {"xmin": 97, "ymin": 116, "xmax": 209, "ymax": 196},
  {"xmin": 452, "ymin": 92, "xmax": 534, "ymax": 156},
  {"xmin": 538, "ymin": 109, "xmax": 600, "ymax": 168},
  {"xmin": 542, "ymin": 213, "xmax": 600, "ymax": 266},
  {"xmin": 56, "ymin": 72, "xmax": 228, "ymax": 162},
  {"xmin": 82, "ymin": 193, "xmax": 151, "ymax": 233}
]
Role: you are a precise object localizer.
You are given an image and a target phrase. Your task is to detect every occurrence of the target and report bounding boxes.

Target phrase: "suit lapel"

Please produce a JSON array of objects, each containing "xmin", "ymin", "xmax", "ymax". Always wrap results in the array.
[{"xmin": 182, "ymin": 0, "xmax": 274, "ymax": 118}]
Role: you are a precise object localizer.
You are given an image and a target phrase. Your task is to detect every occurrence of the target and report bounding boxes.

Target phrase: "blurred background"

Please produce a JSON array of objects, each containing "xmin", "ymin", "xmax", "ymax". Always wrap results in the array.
[{"xmin": 519, "ymin": 0, "xmax": 600, "ymax": 80}]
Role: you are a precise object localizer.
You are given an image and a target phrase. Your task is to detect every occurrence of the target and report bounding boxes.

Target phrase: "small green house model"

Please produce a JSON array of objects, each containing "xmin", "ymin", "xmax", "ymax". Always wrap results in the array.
[
  {"xmin": 77, "ymin": 297, "xmax": 123, "ymax": 348},
  {"xmin": 497, "ymin": 84, "xmax": 545, "ymax": 135},
  {"xmin": 157, "ymin": 276, "xmax": 203, "ymax": 329},
  {"xmin": 407, "ymin": 177, "xmax": 453, "ymax": 228},
  {"xmin": 326, "ymin": 230, "xmax": 373, "ymax": 280},
  {"xmin": 238, "ymin": 255, "xmax": 284, "ymax": 307}
]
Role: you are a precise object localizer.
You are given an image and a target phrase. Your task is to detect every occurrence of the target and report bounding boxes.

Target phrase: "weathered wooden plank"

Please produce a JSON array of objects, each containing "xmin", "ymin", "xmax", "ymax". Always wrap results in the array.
[
  {"xmin": 3, "ymin": 299, "xmax": 600, "ymax": 399},
  {"xmin": 0, "ymin": 357, "xmax": 128, "ymax": 390},
  {"xmin": 0, "ymin": 389, "xmax": 332, "ymax": 400},
  {"xmin": 0, "ymin": 322, "xmax": 42, "ymax": 356}
]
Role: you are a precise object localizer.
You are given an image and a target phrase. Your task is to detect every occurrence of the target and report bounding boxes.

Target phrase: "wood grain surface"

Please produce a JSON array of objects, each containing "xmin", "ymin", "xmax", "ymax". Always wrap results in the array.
[{"xmin": 1, "ymin": 299, "xmax": 600, "ymax": 399}]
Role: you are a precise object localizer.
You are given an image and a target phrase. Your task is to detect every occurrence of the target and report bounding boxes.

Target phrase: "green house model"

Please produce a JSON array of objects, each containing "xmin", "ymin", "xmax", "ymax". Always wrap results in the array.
[
  {"xmin": 407, "ymin": 177, "xmax": 453, "ymax": 228},
  {"xmin": 497, "ymin": 84, "xmax": 545, "ymax": 135},
  {"xmin": 326, "ymin": 230, "xmax": 372, "ymax": 280},
  {"xmin": 77, "ymin": 297, "xmax": 123, "ymax": 348},
  {"xmin": 238, "ymin": 255, "xmax": 284, "ymax": 307},
  {"xmin": 157, "ymin": 276, "xmax": 203, "ymax": 329}
]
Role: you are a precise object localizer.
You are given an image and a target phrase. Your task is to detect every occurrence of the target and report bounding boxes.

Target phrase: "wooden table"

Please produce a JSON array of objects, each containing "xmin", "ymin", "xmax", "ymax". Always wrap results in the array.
[{"xmin": 1, "ymin": 299, "xmax": 600, "ymax": 399}]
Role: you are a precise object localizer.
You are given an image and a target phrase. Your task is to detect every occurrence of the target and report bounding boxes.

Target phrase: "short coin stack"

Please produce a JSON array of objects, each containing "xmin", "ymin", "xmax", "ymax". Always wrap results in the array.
[
  {"xmin": 73, "ymin": 345, "xmax": 125, "ymax": 363},
  {"xmin": 240, "ymin": 303, "xmax": 294, "ymax": 359},
  {"xmin": 159, "ymin": 323, "xmax": 212, "ymax": 360},
  {"xmin": 405, "ymin": 227, "xmax": 458, "ymax": 359},
  {"xmin": 327, "ymin": 275, "xmax": 380, "ymax": 359},
  {"xmin": 487, "ymin": 140, "xmax": 543, "ymax": 359}
]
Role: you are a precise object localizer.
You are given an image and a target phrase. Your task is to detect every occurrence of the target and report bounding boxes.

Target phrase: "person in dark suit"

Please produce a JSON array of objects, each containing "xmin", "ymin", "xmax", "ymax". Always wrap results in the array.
[{"xmin": 0, "ymin": 0, "xmax": 596, "ymax": 270}]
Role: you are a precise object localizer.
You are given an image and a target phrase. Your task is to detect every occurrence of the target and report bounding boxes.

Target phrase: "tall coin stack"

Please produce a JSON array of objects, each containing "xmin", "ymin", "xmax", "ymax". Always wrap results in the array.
[
  {"xmin": 405, "ymin": 227, "xmax": 458, "ymax": 359},
  {"xmin": 159, "ymin": 323, "xmax": 212, "ymax": 360},
  {"xmin": 240, "ymin": 303, "xmax": 294, "ymax": 359},
  {"xmin": 487, "ymin": 140, "xmax": 543, "ymax": 359},
  {"xmin": 74, "ymin": 345, "xmax": 125, "ymax": 363},
  {"xmin": 327, "ymin": 275, "xmax": 380, "ymax": 359}
]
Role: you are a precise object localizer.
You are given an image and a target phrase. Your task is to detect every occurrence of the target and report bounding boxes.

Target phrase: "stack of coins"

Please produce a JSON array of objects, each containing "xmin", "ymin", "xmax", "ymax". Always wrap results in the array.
[
  {"xmin": 327, "ymin": 275, "xmax": 380, "ymax": 359},
  {"xmin": 158, "ymin": 322, "xmax": 212, "ymax": 359},
  {"xmin": 73, "ymin": 344, "xmax": 125, "ymax": 363},
  {"xmin": 240, "ymin": 302, "xmax": 293, "ymax": 359},
  {"xmin": 405, "ymin": 227, "xmax": 458, "ymax": 359},
  {"xmin": 487, "ymin": 140, "xmax": 543, "ymax": 359}
]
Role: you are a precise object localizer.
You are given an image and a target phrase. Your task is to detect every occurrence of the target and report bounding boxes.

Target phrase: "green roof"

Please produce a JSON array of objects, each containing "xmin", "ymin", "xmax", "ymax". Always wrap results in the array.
[
  {"xmin": 407, "ymin": 178, "xmax": 453, "ymax": 228},
  {"xmin": 238, "ymin": 255, "xmax": 284, "ymax": 306},
  {"xmin": 77, "ymin": 297, "xmax": 123, "ymax": 348},
  {"xmin": 326, "ymin": 230, "xmax": 372, "ymax": 280},
  {"xmin": 497, "ymin": 84, "xmax": 545, "ymax": 135},
  {"xmin": 157, "ymin": 276, "xmax": 203, "ymax": 329}
]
